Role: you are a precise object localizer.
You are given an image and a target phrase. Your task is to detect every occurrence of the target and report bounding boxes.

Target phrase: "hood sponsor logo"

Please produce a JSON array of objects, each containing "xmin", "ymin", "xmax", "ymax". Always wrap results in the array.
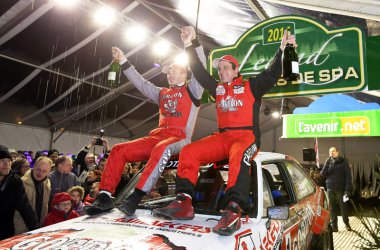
[
  {"xmin": 234, "ymin": 229, "xmax": 256, "ymax": 250},
  {"xmin": 113, "ymin": 218, "xmax": 212, "ymax": 236},
  {"xmin": 0, "ymin": 229, "xmax": 111, "ymax": 250},
  {"xmin": 233, "ymin": 85, "xmax": 244, "ymax": 94},
  {"xmin": 216, "ymin": 85, "xmax": 226, "ymax": 95},
  {"xmin": 141, "ymin": 234, "xmax": 187, "ymax": 249},
  {"xmin": 218, "ymin": 96, "xmax": 243, "ymax": 112}
]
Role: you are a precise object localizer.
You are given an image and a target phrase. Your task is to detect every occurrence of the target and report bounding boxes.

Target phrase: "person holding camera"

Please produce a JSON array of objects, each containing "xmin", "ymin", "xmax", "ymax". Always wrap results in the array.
[
  {"xmin": 74, "ymin": 136, "xmax": 111, "ymax": 178},
  {"xmin": 85, "ymin": 46, "xmax": 204, "ymax": 216}
]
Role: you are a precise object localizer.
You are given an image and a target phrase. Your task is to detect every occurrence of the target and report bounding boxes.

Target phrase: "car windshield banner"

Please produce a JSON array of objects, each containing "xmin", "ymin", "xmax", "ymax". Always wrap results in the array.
[
  {"xmin": 282, "ymin": 110, "xmax": 380, "ymax": 138},
  {"xmin": 208, "ymin": 15, "xmax": 367, "ymax": 99}
]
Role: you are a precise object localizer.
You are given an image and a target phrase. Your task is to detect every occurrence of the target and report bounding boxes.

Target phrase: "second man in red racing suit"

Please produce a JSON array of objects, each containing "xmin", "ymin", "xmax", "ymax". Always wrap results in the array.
[
  {"xmin": 85, "ymin": 47, "xmax": 204, "ymax": 216},
  {"xmin": 153, "ymin": 26, "xmax": 297, "ymax": 236}
]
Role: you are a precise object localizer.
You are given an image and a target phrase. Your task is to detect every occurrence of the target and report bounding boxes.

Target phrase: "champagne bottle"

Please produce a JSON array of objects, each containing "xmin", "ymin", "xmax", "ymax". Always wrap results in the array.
[
  {"xmin": 282, "ymin": 29, "xmax": 300, "ymax": 81},
  {"xmin": 107, "ymin": 58, "xmax": 121, "ymax": 87}
]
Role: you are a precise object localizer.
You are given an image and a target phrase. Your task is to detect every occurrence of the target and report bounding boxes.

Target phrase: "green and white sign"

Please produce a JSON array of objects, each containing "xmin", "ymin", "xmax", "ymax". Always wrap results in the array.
[
  {"xmin": 208, "ymin": 15, "xmax": 367, "ymax": 98},
  {"xmin": 282, "ymin": 110, "xmax": 380, "ymax": 138}
]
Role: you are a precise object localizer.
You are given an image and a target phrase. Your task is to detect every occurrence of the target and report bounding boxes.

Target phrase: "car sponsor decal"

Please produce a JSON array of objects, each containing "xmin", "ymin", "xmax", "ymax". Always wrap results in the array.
[
  {"xmin": 0, "ymin": 229, "xmax": 111, "ymax": 249},
  {"xmin": 260, "ymin": 220, "xmax": 283, "ymax": 250},
  {"xmin": 234, "ymin": 229, "xmax": 256, "ymax": 250},
  {"xmin": 111, "ymin": 217, "xmax": 212, "ymax": 237}
]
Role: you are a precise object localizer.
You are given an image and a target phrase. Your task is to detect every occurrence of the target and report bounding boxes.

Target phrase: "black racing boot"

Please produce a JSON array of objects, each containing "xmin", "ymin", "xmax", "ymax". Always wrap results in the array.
[
  {"xmin": 85, "ymin": 193, "xmax": 114, "ymax": 215},
  {"xmin": 117, "ymin": 189, "xmax": 146, "ymax": 216}
]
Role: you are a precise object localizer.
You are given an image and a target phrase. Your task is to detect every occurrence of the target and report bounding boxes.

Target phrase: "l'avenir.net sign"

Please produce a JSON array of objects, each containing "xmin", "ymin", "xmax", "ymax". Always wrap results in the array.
[{"xmin": 208, "ymin": 15, "xmax": 367, "ymax": 99}]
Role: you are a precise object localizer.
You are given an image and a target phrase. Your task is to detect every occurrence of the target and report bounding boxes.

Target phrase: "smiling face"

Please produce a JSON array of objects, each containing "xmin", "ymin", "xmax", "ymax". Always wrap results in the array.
[
  {"xmin": 166, "ymin": 65, "xmax": 187, "ymax": 87},
  {"xmin": 217, "ymin": 60, "xmax": 239, "ymax": 83}
]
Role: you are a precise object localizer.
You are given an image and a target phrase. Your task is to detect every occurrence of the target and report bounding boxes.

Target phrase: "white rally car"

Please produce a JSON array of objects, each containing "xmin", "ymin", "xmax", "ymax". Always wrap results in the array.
[{"xmin": 0, "ymin": 152, "xmax": 333, "ymax": 250}]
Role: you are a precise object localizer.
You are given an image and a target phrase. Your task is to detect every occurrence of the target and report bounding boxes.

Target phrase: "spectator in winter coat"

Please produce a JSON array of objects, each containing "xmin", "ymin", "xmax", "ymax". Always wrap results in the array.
[
  {"xmin": 48, "ymin": 156, "xmax": 80, "ymax": 206},
  {"xmin": 0, "ymin": 148, "xmax": 38, "ymax": 240},
  {"xmin": 68, "ymin": 186, "xmax": 86, "ymax": 216},
  {"xmin": 14, "ymin": 156, "xmax": 52, "ymax": 234},
  {"xmin": 43, "ymin": 192, "xmax": 80, "ymax": 227}
]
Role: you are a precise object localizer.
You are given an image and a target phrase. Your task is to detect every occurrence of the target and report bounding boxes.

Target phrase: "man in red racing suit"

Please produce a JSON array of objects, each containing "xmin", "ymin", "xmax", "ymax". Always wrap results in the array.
[
  {"xmin": 153, "ymin": 26, "xmax": 297, "ymax": 236},
  {"xmin": 86, "ymin": 47, "xmax": 204, "ymax": 216}
]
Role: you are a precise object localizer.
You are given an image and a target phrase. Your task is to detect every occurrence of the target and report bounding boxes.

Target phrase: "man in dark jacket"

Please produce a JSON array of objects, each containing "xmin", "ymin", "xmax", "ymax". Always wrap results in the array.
[
  {"xmin": 0, "ymin": 148, "xmax": 39, "ymax": 240},
  {"xmin": 320, "ymin": 147, "xmax": 352, "ymax": 232}
]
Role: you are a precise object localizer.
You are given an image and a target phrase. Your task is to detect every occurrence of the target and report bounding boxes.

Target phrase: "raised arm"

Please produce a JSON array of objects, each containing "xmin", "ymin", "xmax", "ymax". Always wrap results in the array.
[
  {"xmin": 249, "ymin": 30, "xmax": 296, "ymax": 98},
  {"xmin": 112, "ymin": 47, "xmax": 161, "ymax": 105},
  {"xmin": 181, "ymin": 26, "xmax": 218, "ymax": 99}
]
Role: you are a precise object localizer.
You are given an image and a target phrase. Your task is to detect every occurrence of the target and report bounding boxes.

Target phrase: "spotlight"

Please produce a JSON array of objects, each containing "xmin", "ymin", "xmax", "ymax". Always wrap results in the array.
[
  {"xmin": 271, "ymin": 111, "xmax": 280, "ymax": 118},
  {"xmin": 174, "ymin": 52, "xmax": 188, "ymax": 66},
  {"xmin": 17, "ymin": 121, "xmax": 22, "ymax": 125},
  {"xmin": 124, "ymin": 24, "xmax": 148, "ymax": 44},
  {"xmin": 153, "ymin": 40, "xmax": 170, "ymax": 57},
  {"xmin": 94, "ymin": 6, "xmax": 116, "ymax": 27}
]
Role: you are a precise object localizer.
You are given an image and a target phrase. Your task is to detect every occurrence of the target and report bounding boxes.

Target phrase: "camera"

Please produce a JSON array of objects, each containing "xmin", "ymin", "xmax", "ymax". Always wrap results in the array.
[{"xmin": 94, "ymin": 129, "xmax": 105, "ymax": 146}]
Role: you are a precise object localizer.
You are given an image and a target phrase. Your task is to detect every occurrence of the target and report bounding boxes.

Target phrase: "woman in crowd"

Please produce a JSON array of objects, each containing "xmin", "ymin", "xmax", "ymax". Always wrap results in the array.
[{"xmin": 11, "ymin": 158, "xmax": 30, "ymax": 177}]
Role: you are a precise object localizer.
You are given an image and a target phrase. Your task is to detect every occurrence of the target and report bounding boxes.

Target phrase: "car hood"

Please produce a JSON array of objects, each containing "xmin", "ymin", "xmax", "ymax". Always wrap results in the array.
[{"xmin": 0, "ymin": 208, "xmax": 281, "ymax": 250}]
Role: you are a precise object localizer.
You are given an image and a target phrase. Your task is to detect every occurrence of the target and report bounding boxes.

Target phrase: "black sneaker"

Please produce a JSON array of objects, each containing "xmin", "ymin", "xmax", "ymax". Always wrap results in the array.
[
  {"xmin": 85, "ymin": 193, "xmax": 114, "ymax": 215},
  {"xmin": 212, "ymin": 201, "xmax": 242, "ymax": 236},
  {"xmin": 332, "ymin": 226, "xmax": 338, "ymax": 232},
  {"xmin": 117, "ymin": 189, "xmax": 146, "ymax": 216}
]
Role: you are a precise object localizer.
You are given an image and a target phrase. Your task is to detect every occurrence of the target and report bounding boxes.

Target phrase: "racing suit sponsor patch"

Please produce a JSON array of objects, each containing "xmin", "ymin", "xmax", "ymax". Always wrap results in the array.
[
  {"xmin": 216, "ymin": 85, "xmax": 226, "ymax": 95},
  {"xmin": 217, "ymin": 96, "xmax": 243, "ymax": 112},
  {"xmin": 233, "ymin": 85, "xmax": 244, "ymax": 94}
]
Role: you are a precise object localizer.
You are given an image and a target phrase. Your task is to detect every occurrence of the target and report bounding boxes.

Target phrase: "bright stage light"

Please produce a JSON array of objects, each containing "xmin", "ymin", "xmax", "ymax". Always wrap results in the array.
[
  {"xmin": 174, "ymin": 52, "xmax": 188, "ymax": 66},
  {"xmin": 124, "ymin": 24, "xmax": 149, "ymax": 44},
  {"xmin": 271, "ymin": 111, "xmax": 280, "ymax": 118},
  {"xmin": 153, "ymin": 40, "xmax": 171, "ymax": 57},
  {"xmin": 54, "ymin": 0, "xmax": 78, "ymax": 8},
  {"xmin": 94, "ymin": 6, "xmax": 116, "ymax": 27}
]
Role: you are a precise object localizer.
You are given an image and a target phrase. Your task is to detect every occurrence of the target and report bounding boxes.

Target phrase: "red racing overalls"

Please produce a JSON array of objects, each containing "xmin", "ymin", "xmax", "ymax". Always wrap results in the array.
[
  {"xmin": 176, "ymin": 42, "xmax": 282, "ymax": 206},
  {"xmin": 100, "ymin": 63, "xmax": 203, "ymax": 194}
]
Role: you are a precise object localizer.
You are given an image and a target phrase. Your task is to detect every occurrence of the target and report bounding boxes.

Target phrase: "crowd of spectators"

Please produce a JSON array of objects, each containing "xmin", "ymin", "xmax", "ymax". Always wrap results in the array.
[{"xmin": 0, "ymin": 140, "xmax": 144, "ymax": 241}]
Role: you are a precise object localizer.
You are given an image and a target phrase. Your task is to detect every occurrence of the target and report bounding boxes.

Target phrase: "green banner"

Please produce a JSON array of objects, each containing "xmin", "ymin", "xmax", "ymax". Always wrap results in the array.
[
  {"xmin": 282, "ymin": 110, "xmax": 380, "ymax": 138},
  {"xmin": 208, "ymin": 15, "xmax": 367, "ymax": 98}
]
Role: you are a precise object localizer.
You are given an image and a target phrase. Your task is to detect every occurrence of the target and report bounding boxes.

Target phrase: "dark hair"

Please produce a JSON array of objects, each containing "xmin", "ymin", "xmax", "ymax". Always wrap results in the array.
[
  {"xmin": 48, "ymin": 149, "xmax": 59, "ymax": 157},
  {"xmin": 11, "ymin": 159, "xmax": 28, "ymax": 174}
]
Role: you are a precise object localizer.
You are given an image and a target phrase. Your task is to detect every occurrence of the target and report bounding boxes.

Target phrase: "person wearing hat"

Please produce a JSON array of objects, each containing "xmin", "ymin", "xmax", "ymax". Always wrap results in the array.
[
  {"xmin": 85, "ymin": 46, "xmax": 204, "ymax": 216},
  {"xmin": 153, "ymin": 26, "xmax": 297, "ymax": 236},
  {"xmin": 43, "ymin": 192, "xmax": 79, "ymax": 227},
  {"xmin": 0, "ymin": 148, "xmax": 39, "ymax": 240}
]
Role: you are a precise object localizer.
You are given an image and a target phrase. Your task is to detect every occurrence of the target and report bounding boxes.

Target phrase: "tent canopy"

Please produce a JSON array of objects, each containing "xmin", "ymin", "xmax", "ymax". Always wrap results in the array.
[{"xmin": 0, "ymin": 0, "xmax": 379, "ymax": 141}]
